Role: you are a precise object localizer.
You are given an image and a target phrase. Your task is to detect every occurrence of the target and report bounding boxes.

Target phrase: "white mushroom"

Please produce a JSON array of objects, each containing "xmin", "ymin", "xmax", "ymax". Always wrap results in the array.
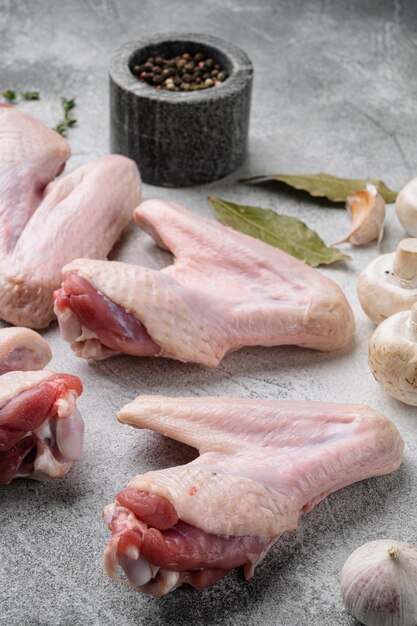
[
  {"xmin": 358, "ymin": 238, "xmax": 417, "ymax": 324},
  {"xmin": 369, "ymin": 303, "xmax": 417, "ymax": 404},
  {"xmin": 396, "ymin": 176, "xmax": 417, "ymax": 236}
]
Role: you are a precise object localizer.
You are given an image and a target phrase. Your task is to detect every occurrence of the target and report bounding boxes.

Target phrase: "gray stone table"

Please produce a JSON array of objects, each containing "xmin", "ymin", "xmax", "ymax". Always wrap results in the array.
[{"xmin": 1, "ymin": 1, "xmax": 417, "ymax": 624}]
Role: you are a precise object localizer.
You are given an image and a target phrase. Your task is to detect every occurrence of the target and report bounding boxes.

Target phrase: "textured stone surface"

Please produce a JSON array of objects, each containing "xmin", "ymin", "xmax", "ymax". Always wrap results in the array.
[
  {"xmin": 1, "ymin": 1, "xmax": 417, "ymax": 625},
  {"xmin": 110, "ymin": 34, "xmax": 253, "ymax": 186}
]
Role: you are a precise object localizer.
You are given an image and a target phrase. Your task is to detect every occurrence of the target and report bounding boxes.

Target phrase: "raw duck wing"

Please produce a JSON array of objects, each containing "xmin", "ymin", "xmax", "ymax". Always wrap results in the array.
[
  {"xmin": 103, "ymin": 396, "xmax": 403, "ymax": 596},
  {"xmin": 0, "ymin": 154, "xmax": 141, "ymax": 328},
  {"xmin": 55, "ymin": 199, "xmax": 355, "ymax": 366},
  {"xmin": 0, "ymin": 105, "xmax": 69, "ymax": 255},
  {"xmin": 0, "ymin": 327, "xmax": 52, "ymax": 374},
  {"xmin": 0, "ymin": 370, "xmax": 83, "ymax": 484}
]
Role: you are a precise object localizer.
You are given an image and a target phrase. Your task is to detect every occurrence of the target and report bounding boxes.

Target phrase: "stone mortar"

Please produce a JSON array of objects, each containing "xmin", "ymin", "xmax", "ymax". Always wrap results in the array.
[{"xmin": 109, "ymin": 32, "xmax": 253, "ymax": 186}]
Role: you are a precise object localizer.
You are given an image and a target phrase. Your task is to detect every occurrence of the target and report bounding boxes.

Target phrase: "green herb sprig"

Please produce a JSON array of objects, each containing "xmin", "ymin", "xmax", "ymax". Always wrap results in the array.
[
  {"xmin": 53, "ymin": 98, "xmax": 77, "ymax": 136},
  {"xmin": 20, "ymin": 91, "xmax": 40, "ymax": 101},
  {"xmin": 1, "ymin": 90, "xmax": 78, "ymax": 138},
  {"xmin": 2, "ymin": 90, "xmax": 40, "ymax": 103}
]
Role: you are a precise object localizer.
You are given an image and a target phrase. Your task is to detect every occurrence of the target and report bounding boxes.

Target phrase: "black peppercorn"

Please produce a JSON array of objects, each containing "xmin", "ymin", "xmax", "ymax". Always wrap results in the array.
[{"xmin": 136, "ymin": 51, "xmax": 228, "ymax": 91}]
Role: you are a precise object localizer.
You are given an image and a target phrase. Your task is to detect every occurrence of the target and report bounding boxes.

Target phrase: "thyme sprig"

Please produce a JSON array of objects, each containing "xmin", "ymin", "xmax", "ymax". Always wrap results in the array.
[
  {"xmin": 1, "ymin": 91, "xmax": 78, "ymax": 138},
  {"xmin": 53, "ymin": 97, "xmax": 77, "ymax": 136},
  {"xmin": 20, "ymin": 91, "xmax": 40, "ymax": 101},
  {"xmin": 2, "ymin": 90, "xmax": 40, "ymax": 103}
]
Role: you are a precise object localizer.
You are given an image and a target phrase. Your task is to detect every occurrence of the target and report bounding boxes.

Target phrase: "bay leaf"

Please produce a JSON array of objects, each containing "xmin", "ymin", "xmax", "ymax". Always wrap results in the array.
[
  {"xmin": 208, "ymin": 196, "xmax": 351, "ymax": 267},
  {"xmin": 240, "ymin": 172, "xmax": 398, "ymax": 203}
]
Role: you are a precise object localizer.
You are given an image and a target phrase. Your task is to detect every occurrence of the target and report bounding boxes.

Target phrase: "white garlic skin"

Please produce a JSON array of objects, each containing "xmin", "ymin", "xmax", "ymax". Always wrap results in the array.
[{"xmin": 341, "ymin": 540, "xmax": 417, "ymax": 626}]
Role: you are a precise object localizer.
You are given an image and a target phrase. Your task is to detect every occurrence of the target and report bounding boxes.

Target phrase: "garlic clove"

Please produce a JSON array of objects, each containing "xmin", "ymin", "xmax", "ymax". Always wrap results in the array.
[
  {"xmin": 341, "ymin": 540, "xmax": 417, "ymax": 626},
  {"xmin": 339, "ymin": 183, "xmax": 385, "ymax": 246},
  {"xmin": 396, "ymin": 176, "xmax": 417, "ymax": 237}
]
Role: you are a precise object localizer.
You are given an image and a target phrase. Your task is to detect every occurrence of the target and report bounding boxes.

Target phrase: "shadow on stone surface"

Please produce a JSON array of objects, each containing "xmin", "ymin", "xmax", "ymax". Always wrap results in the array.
[{"xmin": 89, "ymin": 339, "xmax": 357, "ymax": 400}]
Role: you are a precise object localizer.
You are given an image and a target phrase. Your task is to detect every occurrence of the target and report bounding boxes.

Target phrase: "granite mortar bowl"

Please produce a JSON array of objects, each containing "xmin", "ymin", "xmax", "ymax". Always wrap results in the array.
[{"xmin": 109, "ymin": 33, "xmax": 253, "ymax": 187}]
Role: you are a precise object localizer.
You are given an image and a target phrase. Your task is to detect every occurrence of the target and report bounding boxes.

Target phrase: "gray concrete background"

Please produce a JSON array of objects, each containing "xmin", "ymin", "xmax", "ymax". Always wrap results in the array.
[{"xmin": 1, "ymin": 1, "xmax": 417, "ymax": 624}]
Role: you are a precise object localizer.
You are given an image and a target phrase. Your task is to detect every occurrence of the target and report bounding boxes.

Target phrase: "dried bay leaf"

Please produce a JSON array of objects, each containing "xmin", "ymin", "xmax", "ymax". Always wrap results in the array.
[
  {"xmin": 208, "ymin": 196, "xmax": 351, "ymax": 267},
  {"xmin": 240, "ymin": 172, "xmax": 398, "ymax": 203}
]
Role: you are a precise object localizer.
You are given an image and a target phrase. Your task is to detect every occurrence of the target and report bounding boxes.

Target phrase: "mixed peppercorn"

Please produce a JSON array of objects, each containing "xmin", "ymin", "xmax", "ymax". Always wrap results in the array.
[{"xmin": 133, "ymin": 51, "xmax": 228, "ymax": 92}]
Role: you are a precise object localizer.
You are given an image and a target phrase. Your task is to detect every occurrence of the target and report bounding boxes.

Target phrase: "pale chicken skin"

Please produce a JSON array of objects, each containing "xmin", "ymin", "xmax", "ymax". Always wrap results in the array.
[
  {"xmin": 103, "ymin": 396, "xmax": 403, "ymax": 596},
  {"xmin": 0, "ymin": 141, "xmax": 141, "ymax": 328},
  {"xmin": 0, "ymin": 327, "xmax": 52, "ymax": 374},
  {"xmin": 0, "ymin": 370, "xmax": 83, "ymax": 484},
  {"xmin": 55, "ymin": 200, "xmax": 355, "ymax": 366},
  {"xmin": 0, "ymin": 105, "xmax": 70, "ymax": 257}
]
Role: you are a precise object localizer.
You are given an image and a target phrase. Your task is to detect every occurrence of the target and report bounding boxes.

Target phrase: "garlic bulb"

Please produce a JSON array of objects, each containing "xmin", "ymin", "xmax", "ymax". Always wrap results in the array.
[{"xmin": 341, "ymin": 540, "xmax": 417, "ymax": 626}]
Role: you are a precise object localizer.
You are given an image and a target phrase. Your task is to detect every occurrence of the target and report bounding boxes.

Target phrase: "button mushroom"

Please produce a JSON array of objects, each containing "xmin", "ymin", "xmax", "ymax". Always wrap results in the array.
[
  {"xmin": 358, "ymin": 238, "xmax": 417, "ymax": 324},
  {"xmin": 369, "ymin": 302, "xmax": 417, "ymax": 404},
  {"xmin": 396, "ymin": 176, "xmax": 417, "ymax": 236}
]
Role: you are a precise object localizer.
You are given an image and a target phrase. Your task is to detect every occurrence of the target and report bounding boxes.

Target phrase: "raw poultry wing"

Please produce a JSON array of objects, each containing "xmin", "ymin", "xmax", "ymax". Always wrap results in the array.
[
  {"xmin": 103, "ymin": 396, "xmax": 403, "ymax": 596},
  {"xmin": 0, "ymin": 327, "xmax": 83, "ymax": 484},
  {"xmin": 55, "ymin": 199, "xmax": 355, "ymax": 365},
  {"xmin": 0, "ymin": 370, "xmax": 83, "ymax": 484},
  {"xmin": 0, "ymin": 152, "xmax": 141, "ymax": 328},
  {"xmin": 0, "ymin": 105, "xmax": 70, "ymax": 256}
]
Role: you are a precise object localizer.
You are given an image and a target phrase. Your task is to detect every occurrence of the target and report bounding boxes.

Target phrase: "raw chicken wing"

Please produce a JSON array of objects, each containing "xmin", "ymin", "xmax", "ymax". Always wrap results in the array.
[
  {"xmin": 55, "ymin": 199, "xmax": 355, "ymax": 365},
  {"xmin": 0, "ymin": 105, "xmax": 69, "ymax": 255},
  {"xmin": 103, "ymin": 396, "xmax": 403, "ymax": 596},
  {"xmin": 0, "ymin": 370, "xmax": 83, "ymax": 484},
  {"xmin": 0, "ymin": 152, "xmax": 141, "ymax": 328}
]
